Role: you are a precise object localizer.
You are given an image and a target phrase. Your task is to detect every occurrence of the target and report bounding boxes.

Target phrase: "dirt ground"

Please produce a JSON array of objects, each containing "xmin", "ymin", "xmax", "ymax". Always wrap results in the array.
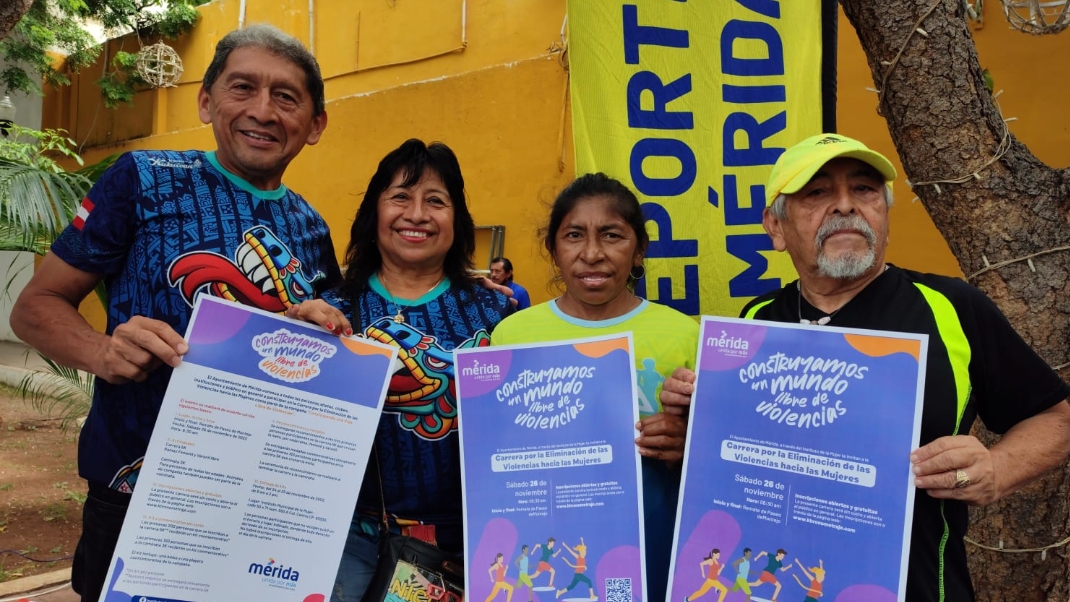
[{"xmin": 0, "ymin": 384, "xmax": 84, "ymax": 582}]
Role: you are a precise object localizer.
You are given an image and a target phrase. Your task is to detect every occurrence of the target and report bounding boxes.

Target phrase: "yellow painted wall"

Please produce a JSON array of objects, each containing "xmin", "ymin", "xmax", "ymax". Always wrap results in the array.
[
  {"xmin": 46, "ymin": 0, "xmax": 574, "ymax": 328},
  {"xmin": 836, "ymin": 4, "xmax": 1070, "ymax": 278},
  {"xmin": 44, "ymin": 0, "xmax": 1070, "ymax": 329}
]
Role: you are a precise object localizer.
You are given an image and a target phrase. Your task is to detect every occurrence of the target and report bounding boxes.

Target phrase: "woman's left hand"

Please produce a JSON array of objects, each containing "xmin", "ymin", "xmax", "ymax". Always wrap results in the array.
[
  {"xmin": 285, "ymin": 300, "xmax": 352, "ymax": 336},
  {"xmin": 636, "ymin": 412, "xmax": 687, "ymax": 463}
]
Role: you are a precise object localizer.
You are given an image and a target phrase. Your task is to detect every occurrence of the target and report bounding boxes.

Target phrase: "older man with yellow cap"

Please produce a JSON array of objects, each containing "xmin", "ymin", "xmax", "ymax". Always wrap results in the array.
[{"xmin": 660, "ymin": 134, "xmax": 1070, "ymax": 602}]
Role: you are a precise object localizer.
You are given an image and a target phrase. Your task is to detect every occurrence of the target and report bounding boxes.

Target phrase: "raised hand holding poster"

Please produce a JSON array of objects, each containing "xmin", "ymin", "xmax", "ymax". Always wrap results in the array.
[
  {"xmin": 456, "ymin": 335, "xmax": 646, "ymax": 602},
  {"xmin": 100, "ymin": 296, "xmax": 396, "ymax": 602},
  {"xmin": 669, "ymin": 317, "xmax": 927, "ymax": 602}
]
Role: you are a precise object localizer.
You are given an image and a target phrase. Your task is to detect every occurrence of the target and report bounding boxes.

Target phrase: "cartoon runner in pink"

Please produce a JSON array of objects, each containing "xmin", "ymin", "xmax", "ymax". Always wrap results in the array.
[
  {"xmin": 791, "ymin": 559, "xmax": 826, "ymax": 601},
  {"xmin": 556, "ymin": 538, "xmax": 595, "ymax": 600},
  {"xmin": 486, "ymin": 553, "xmax": 514, "ymax": 602},
  {"xmin": 684, "ymin": 549, "xmax": 728, "ymax": 602}
]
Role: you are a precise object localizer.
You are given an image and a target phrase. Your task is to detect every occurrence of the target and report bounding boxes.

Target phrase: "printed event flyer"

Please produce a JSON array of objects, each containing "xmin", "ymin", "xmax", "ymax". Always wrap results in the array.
[
  {"xmin": 668, "ymin": 317, "xmax": 927, "ymax": 602},
  {"xmin": 100, "ymin": 296, "xmax": 397, "ymax": 602},
  {"xmin": 456, "ymin": 335, "xmax": 646, "ymax": 602}
]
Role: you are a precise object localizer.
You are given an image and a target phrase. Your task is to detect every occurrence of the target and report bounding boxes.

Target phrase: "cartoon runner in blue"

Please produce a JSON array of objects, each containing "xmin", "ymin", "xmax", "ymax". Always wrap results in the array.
[
  {"xmin": 636, "ymin": 358, "xmax": 663, "ymax": 415},
  {"xmin": 730, "ymin": 548, "xmax": 754, "ymax": 602},
  {"xmin": 515, "ymin": 545, "xmax": 534, "ymax": 602}
]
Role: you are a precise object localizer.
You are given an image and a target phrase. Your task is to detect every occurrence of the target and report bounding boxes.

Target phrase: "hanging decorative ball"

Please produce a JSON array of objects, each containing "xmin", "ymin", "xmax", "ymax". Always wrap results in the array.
[
  {"xmin": 136, "ymin": 42, "xmax": 185, "ymax": 88},
  {"xmin": 1001, "ymin": 0, "xmax": 1070, "ymax": 34}
]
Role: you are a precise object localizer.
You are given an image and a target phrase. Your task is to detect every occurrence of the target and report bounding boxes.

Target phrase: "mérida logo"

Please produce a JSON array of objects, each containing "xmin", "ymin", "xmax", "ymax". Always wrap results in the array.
[{"xmin": 249, "ymin": 557, "xmax": 300, "ymax": 582}]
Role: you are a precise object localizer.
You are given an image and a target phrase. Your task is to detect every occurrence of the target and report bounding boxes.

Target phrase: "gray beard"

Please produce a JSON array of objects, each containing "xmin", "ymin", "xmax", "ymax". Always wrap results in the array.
[
  {"xmin": 817, "ymin": 247, "xmax": 876, "ymax": 279},
  {"xmin": 815, "ymin": 215, "xmax": 877, "ymax": 279}
]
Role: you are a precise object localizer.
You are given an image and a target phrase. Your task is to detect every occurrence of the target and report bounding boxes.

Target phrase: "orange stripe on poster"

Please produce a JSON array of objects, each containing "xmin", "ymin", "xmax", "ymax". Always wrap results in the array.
[{"xmin": 843, "ymin": 334, "xmax": 921, "ymax": 363}]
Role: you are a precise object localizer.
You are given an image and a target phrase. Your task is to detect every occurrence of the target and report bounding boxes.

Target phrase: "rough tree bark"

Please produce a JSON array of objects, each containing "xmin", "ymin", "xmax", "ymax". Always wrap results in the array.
[
  {"xmin": 840, "ymin": 0, "xmax": 1070, "ymax": 600},
  {"xmin": 0, "ymin": 0, "xmax": 33, "ymax": 43}
]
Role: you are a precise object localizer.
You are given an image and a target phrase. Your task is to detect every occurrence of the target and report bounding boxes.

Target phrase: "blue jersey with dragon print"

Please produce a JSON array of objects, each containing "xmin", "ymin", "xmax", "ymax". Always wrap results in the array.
[
  {"xmin": 321, "ymin": 278, "xmax": 511, "ymax": 552},
  {"xmin": 51, "ymin": 150, "xmax": 341, "ymax": 491}
]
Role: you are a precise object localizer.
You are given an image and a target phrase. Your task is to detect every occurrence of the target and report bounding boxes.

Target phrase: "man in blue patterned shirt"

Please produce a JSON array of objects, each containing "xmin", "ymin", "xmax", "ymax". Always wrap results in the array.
[{"xmin": 11, "ymin": 24, "xmax": 340, "ymax": 602}]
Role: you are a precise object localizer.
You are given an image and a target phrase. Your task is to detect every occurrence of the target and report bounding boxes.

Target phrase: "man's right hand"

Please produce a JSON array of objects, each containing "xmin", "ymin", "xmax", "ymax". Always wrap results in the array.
[
  {"xmin": 11, "ymin": 252, "xmax": 185, "ymax": 384},
  {"xmin": 100, "ymin": 316, "xmax": 189, "ymax": 384}
]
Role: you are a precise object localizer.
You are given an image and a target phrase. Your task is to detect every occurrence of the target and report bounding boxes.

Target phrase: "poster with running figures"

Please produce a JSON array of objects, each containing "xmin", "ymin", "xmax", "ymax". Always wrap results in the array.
[
  {"xmin": 668, "ymin": 317, "xmax": 927, "ymax": 602},
  {"xmin": 100, "ymin": 296, "xmax": 397, "ymax": 602},
  {"xmin": 456, "ymin": 334, "xmax": 646, "ymax": 602}
]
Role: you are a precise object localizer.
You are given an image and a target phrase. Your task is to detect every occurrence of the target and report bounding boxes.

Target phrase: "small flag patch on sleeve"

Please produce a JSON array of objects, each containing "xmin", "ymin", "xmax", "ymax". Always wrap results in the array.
[{"xmin": 72, "ymin": 197, "xmax": 95, "ymax": 230}]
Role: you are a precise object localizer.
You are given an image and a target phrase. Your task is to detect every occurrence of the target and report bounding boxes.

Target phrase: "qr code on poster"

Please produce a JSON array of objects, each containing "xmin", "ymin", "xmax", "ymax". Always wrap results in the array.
[{"xmin": 605, "ymin": 578, "xmax": 632, "ymax": 602}]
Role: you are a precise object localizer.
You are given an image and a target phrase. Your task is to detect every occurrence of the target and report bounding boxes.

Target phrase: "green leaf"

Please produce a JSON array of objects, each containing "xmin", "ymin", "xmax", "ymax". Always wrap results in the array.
[
  {"xmin": 3, "ymin": 0, "xmax": 202, "ymax": 102},
  {"xmin": 16, "ymin": 355, "xmax": 94, "ymax": 432},
  {"xmin": 0, "ymin": 158, "xmax": 89, "ymax": 234}
]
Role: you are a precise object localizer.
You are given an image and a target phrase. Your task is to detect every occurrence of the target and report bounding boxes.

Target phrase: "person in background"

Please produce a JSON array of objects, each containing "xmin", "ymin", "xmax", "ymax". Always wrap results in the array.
[
  {"xmin": 489, "ymin": 256, "xmax": 531, "ymax": 310},
  {"xmin": 287, "ymin": 138, "xmax": 512, "ymax": 602},
  {"xmin": 10, "ymin": 24, "xmax": 339, "ymax": 602},
  {"xmin": 659, "ymin": 133, "xmax": 1070, "ymax": 602},
  {"xmin": 491, "ymin": 173, "xmax": 699, "ymax": 602}
]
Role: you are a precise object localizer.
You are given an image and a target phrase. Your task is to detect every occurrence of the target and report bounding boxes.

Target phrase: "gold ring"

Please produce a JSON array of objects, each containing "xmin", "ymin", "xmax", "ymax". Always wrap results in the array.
[{"xmin": 954, "ymin": 469, "xmax": 971, "ymax": 489}]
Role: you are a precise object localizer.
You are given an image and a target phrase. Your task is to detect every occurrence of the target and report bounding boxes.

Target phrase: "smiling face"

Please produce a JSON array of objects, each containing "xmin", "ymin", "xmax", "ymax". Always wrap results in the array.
[
  {"xmin": 198, "ymin": 46, "xmax": 327, "ymax": 190},
  {"xmin": 764, "ymin": 157, "xmax": 889, "ymax": 283},
  {"xmin": 376, "ymin": 168, "xmax": 455, "ymax": 275},
  {"xmin": 552, "ymin": 195, "xmax": 644, "ymax": 320}
]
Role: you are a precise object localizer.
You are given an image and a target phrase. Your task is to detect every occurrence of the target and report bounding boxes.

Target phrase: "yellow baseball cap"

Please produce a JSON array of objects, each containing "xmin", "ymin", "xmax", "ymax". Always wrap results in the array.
[{"xmin": 765, "ymin": 133, "xmax": 898, "ymax": 205}]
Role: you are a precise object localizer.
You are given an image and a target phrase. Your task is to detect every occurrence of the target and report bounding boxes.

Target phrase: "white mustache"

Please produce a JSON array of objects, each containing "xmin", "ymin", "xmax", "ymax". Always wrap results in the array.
[{"xmin": 816, "ymin": 215, "xmax": 876, "ymax": 248}]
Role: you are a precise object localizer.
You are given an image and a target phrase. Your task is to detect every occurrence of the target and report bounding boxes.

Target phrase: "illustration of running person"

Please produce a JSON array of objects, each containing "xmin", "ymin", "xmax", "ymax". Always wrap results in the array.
[
  {"xmin": 530, "ymin": 537, "xmax": 561, "ymax": 588},
  {"xmin": 684, "ymin": 549, "xmax": 728, "ymax": 602},
  {"xmin": 749, "ymin": 549, "xmax": 793, "ymax": 601},
  {"xmin": 556, "ymin": 538, "xmax": 595, "ymax": 600},
  {"xmin": 730, "ymin": 548, "xmax": 754, "ymax": 601},
  {"xmin": 791, "ymin": 559, "xmax": 826, "ymax": 601},
  {"xmin": 636, "ymin": 358, "xmax": 664, "ymax": 414},
  {"xmin": 515, "ymin": 545, "xmax": 535, "ymax": 602},
  {"xmin": 486, "ymin": 553, "xmax": 514, "ymax": 602}
]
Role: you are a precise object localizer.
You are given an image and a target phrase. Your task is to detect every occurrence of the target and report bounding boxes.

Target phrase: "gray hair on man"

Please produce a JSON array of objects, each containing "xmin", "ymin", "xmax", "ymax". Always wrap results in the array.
[{"xmin": 202, "ymin": 23, "xmax": 326, "ymax": 116}]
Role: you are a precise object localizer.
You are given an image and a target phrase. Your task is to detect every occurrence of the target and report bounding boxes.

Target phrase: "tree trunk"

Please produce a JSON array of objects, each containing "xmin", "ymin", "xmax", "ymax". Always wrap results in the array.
[
  {"xmin": 0, "ymin": 0, "xmax": 33, "ymax": 43},
  {"xmin": 839, "ymin": 1, "xmax": 1070, "ymax": 600}
]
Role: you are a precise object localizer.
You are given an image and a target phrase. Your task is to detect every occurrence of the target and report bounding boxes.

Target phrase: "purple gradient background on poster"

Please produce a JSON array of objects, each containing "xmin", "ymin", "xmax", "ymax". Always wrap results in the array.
[
  {"xmin": 182, "ymin": 297, "xmax": 392, "ymax": 407},
  {"xmin": 456, "ymin": 350, "xmax": 514, "ymax": 398},
  {"xmin": 458, "ymin": 338, "xmax": 644, "ymax": 602},
  {"xmin": 698, "ymin": 323, "xmax": 766, "ymax": 372},
  {"xmin": 669, "ymin": 318, "xmax": 924, "ymax": 602}
]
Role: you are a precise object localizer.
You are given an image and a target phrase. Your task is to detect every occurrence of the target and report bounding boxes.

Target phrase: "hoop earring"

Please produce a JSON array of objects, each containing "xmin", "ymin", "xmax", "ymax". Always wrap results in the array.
[{"xmin": 629, "ymin": 265, "xmax": 646, "ymax": 281}]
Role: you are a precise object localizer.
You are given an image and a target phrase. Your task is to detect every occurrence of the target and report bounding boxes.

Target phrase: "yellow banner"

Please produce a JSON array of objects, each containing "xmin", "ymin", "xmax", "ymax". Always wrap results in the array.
[{"xmin": 568, "ymin": 0, "xmax": 826, "ymax": 317}]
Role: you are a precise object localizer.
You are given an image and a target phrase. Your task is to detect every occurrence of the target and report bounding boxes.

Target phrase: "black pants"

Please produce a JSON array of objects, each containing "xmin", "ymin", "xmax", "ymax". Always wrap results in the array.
[{"xmin": 72, "ymin": 482, "xmax": 130, "ymax": 602}]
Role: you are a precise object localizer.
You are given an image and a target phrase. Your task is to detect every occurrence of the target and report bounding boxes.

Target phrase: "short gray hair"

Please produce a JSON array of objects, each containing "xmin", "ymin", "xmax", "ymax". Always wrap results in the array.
[
  {"xmin": 202, "ymin": 24, "xmax": 326, "ymax": 116},
  {"xmin": 769, "ymin": 183, "xmax": 894, "ymax": 220}
]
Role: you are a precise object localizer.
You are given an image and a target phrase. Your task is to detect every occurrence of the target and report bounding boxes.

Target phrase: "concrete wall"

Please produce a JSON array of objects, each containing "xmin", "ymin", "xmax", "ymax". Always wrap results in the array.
[{"xmin": 44, "ymin": 0, "xmax": 573, "ymax": 323}]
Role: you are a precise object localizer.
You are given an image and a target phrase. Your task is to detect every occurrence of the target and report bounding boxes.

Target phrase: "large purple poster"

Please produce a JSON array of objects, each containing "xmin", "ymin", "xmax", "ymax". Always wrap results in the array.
[
  {"xmin": 456, "ymin": 335, "xmax": 645, "ymax": 602},
  {"xmin": 669, "ymin": 317, "xmax": 926, "ymax": 602}
]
